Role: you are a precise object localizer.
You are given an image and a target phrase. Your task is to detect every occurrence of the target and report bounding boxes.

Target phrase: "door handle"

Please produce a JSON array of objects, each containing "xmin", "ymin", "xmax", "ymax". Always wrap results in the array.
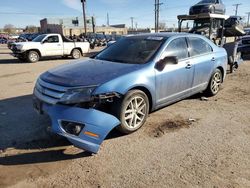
[
  {"xmin": 211, "ymin": 57, "xmax": 216, "ymax": 62},
  {"xmin": 185, "ymin": 63, "xmax": 192, "ymax": 69},
  {"xmin": 57, "ymin": 44, "xmax": 61, "ymax": 46}
]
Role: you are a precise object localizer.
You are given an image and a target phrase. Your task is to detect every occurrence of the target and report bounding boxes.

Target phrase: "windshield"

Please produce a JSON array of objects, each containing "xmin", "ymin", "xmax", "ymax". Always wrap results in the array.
[
  {"xmin": 95, "ymin": 36, "xmax": 165, "ymax": 64},
  {"xmin": 198, "ymin": 0, "xmax": 216, "ymax": 4},
  {"xmin": 32, "ymin": 34, "xmax": 47, "ymax": 42}
]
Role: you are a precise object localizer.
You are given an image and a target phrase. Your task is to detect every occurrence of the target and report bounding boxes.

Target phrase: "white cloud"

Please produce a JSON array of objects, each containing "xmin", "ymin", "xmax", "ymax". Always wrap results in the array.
[{"xmin": 63, "ymin": 0, "xmax": 82, "ymax": 12}]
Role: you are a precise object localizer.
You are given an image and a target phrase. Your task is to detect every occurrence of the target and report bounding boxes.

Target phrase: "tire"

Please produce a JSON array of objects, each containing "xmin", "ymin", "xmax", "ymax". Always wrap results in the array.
[
  {"xmin": 71, "ymin": 49, "xmax": 81, "ymax": 59},
  {"xmin": 114, "ymin": 90, "xmax": 149, "ymax": 134},
  {"xmin": 27, "ymin": 51, "xmax": 39, "ymax": 63},
  {"xmin": 205, "ymin": 69, "xmax": 222, "ymax": 96}
]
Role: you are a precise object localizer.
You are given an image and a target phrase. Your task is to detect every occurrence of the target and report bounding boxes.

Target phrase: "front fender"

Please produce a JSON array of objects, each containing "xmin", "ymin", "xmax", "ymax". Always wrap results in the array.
[{"xmin": 43, "ymin": 103, "xmax": 120, "ymax": 153}]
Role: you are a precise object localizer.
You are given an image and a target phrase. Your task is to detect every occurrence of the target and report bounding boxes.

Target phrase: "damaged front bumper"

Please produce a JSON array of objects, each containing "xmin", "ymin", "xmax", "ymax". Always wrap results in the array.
[{"xmin": 34, "ymin": 99, "xmax": 120, "ymax": 153}]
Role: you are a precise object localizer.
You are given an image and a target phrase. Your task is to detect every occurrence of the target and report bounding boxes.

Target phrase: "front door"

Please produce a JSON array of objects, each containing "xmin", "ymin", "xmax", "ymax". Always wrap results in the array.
[
  {"xmin": 155, "ymin": 37, "xmax": 194, "ymax": 106},
  {"xmin": 42, "ymin": 35, "xmax": 63, "ymax": 56}
]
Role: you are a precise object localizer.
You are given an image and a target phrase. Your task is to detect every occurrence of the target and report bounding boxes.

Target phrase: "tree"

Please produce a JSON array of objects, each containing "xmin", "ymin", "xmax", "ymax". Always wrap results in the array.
[
  {"xmin": 158, "ymin": 22, "xmax": 166, "ymax": 30},
  {"xmin": 3, "ymin": 24, "xmax": 15, "ymax": 34},
  {"xmin": 25, "ymin": 25, "xmax": 38, "ymax": 33}
]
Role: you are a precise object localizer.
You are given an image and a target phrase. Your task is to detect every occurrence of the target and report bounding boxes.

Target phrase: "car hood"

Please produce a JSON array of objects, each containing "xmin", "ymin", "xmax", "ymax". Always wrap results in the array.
[
  {"xmin": 41, "ymin": 59, "xmax": 142, "ymax": 87},
  {"xmin": 14, "ymin": 41, "xmax": 40, "ymax": 47}
]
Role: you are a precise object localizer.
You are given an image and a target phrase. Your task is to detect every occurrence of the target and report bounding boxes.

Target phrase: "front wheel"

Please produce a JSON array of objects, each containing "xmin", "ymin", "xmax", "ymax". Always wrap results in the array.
[
  {"xmin": 71, "ymin": 49, "xmax": 81, "ymax": 59},
  {"xmin": 27, "ymin": 51, "xmax": 39, "ymax": 63},
  {"xmin": 115, "ymin": 90, "xmax": 149, "ymax": 134},
  {"xmin": 205, "ymin": 69, "xmax": 222, "ymax": 96}
]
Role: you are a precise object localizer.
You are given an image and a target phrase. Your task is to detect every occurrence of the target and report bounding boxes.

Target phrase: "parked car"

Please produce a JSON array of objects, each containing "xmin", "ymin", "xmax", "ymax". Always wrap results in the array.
[
  {"xmin": 189, "ymin": 0, "xmax": 225, "ymax": 15},
  {"xmin": 33, "ymin": 33, "xmax": 228, "ymax": 153},
  {"xmin": 11, "ymin": 33, "xmax": 90, "ymax": 62},
  {"xmin": 238, "ymin": 35, "xmax": 250, "ymax": 57},
  {"xmin": 0, "ymin": 37, "xmax": 7, "ymax": 44},
  {"xmin": 27, "ymin": 33, "xmax": 40, "ymax": 41}
]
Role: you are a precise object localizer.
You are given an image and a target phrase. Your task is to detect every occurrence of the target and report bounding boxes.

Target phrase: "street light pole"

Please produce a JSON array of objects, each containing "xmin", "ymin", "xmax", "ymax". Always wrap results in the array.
[
  {"xmin": 81, "ymin": 0, "xmax": 87, "ymax": 35},
  {"xmin": 246, "ymin": 12, "xmax": 250, "ymax": 27}
]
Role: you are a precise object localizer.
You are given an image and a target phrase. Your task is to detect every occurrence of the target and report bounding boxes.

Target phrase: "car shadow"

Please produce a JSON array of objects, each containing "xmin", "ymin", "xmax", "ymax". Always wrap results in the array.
[
  {"xmin": 0, "ymin": 57, "xmax": 73, "ymax": 64},
  {"xmin": 0, "ymin": 52, "xmax": 99, "ymax": 65},
  {"xmin": 0, "ymin": 149, "xmax": 92, "ymax": 166}
]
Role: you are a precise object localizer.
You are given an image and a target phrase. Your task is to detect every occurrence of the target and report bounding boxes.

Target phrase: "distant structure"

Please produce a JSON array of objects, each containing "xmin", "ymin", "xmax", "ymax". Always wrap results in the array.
[{"xmin": 40, "ymin": 17, "xmax": 128, "ymax": 36}]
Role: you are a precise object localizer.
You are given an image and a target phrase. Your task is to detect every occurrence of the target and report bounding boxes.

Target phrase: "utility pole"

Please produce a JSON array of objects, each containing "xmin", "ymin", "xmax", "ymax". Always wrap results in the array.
[
  {"xmin": 81, "ymin": 0, "xmax": 87, "ymax": 35},
  {"xmin": 246, "ymin": 12, "xmax": 250, "ymax": 27},
  {"xmin": 91, "ymin": 16, "xmax": 95, "ymax": 33},
  {"xmin": 130, "ymin": 17, "xmax": 135, "ymax": 30},
  {"xmin": 107, "ymin": 13, "xmax": 110, "ymax": 26},
  {"xmin": 233, "ymin": 3, "xmax": 242, "ymax": 16},
  {"xmin": 155, "ymin": 0, "xmax": 163, "ymax": 33}
]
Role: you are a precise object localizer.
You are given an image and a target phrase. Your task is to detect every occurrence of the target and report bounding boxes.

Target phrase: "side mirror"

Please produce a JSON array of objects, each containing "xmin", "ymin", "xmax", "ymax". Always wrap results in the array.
[{"xmin": 155, "ymin": 56, "xmax": 178, "ymax": 71}]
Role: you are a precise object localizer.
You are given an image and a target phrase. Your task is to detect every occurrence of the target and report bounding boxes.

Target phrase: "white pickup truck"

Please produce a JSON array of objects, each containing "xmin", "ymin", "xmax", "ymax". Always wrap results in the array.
[{"xmin": 11, "ymin": 33, "xmax": 90, "ymax": 63}]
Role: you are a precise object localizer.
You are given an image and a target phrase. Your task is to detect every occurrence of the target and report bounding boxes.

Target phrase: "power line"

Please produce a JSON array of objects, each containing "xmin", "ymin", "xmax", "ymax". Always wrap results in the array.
[{"xmin": 233, "ymin": 3, "xmax": 242, "ymax": 16}]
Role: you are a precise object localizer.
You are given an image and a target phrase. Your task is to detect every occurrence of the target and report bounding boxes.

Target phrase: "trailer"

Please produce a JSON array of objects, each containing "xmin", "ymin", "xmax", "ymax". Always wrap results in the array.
[{"xmin": 177, "ymin": 13, "xmax": 243, "ymax": 73}]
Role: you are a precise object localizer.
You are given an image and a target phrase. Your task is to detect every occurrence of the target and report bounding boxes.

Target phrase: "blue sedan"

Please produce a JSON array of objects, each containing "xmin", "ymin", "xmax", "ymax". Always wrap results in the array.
[{"xmin": 33, "ymin": 33, "xmax": 228, "ymax": 153}]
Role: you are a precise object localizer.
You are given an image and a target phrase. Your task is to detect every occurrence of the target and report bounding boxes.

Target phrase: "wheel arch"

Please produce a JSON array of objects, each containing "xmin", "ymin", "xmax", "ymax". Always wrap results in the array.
[
  {"xmin": 128, "ymin": 86, "xmax": 153, "ymax": 112},
  {"xmin": 216, "ymin": 66, "xmax": 225, "ymax": 82},
  {"xmin": 71, "ymin": 47, "xmax": 83, "ymax": 55},
  {"xmin": 27, "ymin": 49, "xmax": 41, "ymax": 57}
]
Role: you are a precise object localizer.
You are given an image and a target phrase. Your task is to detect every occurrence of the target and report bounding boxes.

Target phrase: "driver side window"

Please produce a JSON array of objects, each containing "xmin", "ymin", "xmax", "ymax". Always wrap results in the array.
[
  {"xmin": 164, "ymin": 38, "xmax": 188, "ymax": 61},
  {"xmin": 46, "ymin": 36, "xmax": 59, "ymax": 43}
]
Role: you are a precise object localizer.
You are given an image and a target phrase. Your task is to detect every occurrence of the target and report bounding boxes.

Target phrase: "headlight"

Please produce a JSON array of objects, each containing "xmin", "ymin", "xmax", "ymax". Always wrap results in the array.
[
  {"xmin": 59, "ymin": 86, "xmax": 97, "ymax": 104},
  {"xmin": 15, "ymin": 45, "xmax": 23, "ymax": 50}
]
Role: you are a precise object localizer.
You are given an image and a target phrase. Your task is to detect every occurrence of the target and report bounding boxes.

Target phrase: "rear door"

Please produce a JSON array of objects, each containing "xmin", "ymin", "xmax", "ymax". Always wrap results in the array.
[
  {"xmin": 155, "ymin": 37, "xmax": 195, "ymax": 106},
  {"xmin": 187, "ymin": 37, "xmax": 215, "ymax": 93}
]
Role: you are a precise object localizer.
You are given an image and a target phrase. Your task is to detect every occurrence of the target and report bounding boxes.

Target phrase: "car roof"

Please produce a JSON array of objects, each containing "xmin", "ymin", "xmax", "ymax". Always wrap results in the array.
[
  {"xmin": 126, "ymin": 32, "xmax": 207, "ymax": 40},
  {"xmin": 126, "ymin": 32, "xmax": 190, "ymax": 39}
]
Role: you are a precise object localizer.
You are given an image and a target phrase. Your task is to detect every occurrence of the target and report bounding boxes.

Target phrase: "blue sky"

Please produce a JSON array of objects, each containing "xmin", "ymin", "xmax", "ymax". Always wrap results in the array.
[{"xmin": 0, "ymin": 0, "xmax": 249, "ymax": 28}]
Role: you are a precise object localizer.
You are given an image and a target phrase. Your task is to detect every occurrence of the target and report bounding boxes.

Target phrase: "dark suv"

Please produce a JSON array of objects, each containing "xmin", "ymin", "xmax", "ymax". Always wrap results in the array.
[{"xmin": 189, "ymin": 0, "xmax": 225, "ymax": 15}]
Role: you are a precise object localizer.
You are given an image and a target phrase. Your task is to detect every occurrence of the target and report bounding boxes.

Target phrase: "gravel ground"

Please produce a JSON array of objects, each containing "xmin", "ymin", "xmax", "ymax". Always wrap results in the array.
[{"xmin": 0, "ymin": 44, "xmax": 250, "ymax": 188}]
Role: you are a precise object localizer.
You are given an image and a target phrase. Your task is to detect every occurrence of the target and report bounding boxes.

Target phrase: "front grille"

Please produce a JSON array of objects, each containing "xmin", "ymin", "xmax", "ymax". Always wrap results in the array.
[
  {"xmin": 242, "ymin": 38, "xmax": 250, "ymax": 45},
  {"xmin": 34, "ymin": 78, "xmax": 69, "ymax": 104}
]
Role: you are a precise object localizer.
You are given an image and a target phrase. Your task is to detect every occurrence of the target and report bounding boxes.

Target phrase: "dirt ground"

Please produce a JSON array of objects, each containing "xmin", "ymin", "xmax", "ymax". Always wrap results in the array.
[{"xmin": 0, "ymin": 44, "xmax": 250, "ymax": 188}]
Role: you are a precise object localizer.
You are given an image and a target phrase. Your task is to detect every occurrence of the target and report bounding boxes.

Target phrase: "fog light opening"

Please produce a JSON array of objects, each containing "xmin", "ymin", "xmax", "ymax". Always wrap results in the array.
[{"xmin": 61, "ymin": 121, "xmax": 84, "ymax": 136}]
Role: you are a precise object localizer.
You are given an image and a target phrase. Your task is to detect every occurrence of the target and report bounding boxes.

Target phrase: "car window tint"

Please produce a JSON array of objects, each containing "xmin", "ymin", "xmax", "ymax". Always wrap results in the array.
[
  {"xmin": 164, "ymin": 38, "xmax": 188, "ymax": 60},
  {"xmin": 47, "ymin": 36, "xmax": 59, "ymax": 43},
  {"xmin": 188, "ymin": 37, "xmax": 212, "ymax": 56}
]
